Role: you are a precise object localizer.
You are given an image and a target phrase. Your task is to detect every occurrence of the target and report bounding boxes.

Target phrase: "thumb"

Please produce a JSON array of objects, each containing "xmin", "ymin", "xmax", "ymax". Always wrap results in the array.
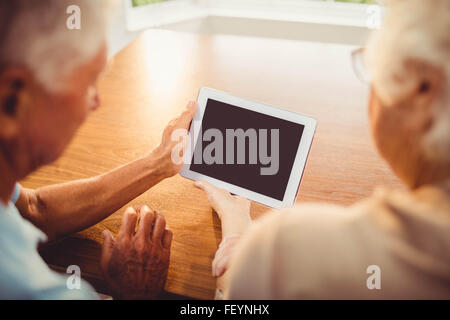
[{"xmin": 100, "ymin": 230, "xmax": 115, "ymax": 271}]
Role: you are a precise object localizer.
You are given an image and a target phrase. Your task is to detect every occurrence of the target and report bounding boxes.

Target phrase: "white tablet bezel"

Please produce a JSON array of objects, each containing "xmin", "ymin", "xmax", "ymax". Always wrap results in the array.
[{"xmin": 180, "ymin": 87, "xmax": 317, "ymax": 208}]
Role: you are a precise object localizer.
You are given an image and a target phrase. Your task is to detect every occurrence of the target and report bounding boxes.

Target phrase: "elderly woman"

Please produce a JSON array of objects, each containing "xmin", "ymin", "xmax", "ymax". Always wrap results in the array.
[{"xmin": 196, "ymin": 0, "xmax": 450, "ymax": 299}]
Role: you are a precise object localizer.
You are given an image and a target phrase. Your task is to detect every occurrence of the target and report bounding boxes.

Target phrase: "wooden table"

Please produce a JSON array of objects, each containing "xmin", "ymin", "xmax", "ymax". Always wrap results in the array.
[{"xmin": 21, "ymin": 30, "xmax": 402, "ymax": 299}]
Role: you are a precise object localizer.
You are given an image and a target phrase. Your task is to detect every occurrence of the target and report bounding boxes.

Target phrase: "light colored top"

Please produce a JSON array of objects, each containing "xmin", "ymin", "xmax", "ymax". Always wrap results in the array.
[
  {"xmin": 225, "ymin": 181, "xmax": 450, "ymax": 299},
  {"xmin": 0, "ymin": 184, "xmax": 98, "ymax": 299}
]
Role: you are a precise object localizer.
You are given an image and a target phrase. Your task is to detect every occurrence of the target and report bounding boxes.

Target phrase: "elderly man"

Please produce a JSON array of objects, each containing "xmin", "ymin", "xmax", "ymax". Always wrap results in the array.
[
  {"xmin": 195, "ymin": 0, "xmax": 450, "ymax": 299},
  {"xmin": 0, "ymin": 0, "xmax": 196, "ymax": 299}
]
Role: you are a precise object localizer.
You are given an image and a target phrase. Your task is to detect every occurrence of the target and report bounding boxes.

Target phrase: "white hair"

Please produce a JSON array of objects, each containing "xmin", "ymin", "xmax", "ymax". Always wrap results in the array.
[
  {"xmin": 0, "ymin": 0, "xmax": 111, "ymax": 92},
  {"xmin": 366, "ymin": 0, "xmax": 450, "ymax": 162}
]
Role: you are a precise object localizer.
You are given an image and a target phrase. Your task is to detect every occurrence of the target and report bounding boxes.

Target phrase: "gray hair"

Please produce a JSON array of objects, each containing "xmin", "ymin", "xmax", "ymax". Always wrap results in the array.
[
  {"xmin": 0, "ymin": 0, "xmax": 110, "ymax": 92},
  {"xmin": 366, "ymin": 0, "xmax": 450, "ymax": 162}
]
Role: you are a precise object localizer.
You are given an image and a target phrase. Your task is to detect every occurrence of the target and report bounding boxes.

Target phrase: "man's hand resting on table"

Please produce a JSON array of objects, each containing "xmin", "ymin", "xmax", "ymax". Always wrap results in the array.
[{"xmin": 100, "ymin": 205, "xmax": 172, "ymax": 299}]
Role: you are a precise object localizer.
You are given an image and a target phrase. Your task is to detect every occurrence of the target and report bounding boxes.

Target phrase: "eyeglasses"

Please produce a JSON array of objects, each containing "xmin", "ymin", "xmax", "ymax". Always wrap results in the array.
[{"xmin": 351, "ymin": 47, "xmax": 371, "ymax": 84}]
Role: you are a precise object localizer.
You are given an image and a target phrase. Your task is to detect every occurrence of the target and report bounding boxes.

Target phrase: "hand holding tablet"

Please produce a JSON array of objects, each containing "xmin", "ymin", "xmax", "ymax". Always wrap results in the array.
[{"xmin": 180, "ymin": 88, "xmax": 316, "ymax": 208}]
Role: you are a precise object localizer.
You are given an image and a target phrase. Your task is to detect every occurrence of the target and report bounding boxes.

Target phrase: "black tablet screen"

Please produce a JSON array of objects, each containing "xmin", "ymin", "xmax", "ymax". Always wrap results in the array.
[{"xmin": 189, "ymin": 99, "xmax": 305, "ymax": 201}]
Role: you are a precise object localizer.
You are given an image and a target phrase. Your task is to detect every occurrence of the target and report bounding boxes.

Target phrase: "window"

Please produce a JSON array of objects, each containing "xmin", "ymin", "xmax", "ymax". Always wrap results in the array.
[
  {"xmin": 132, "ymin": 0, "xmax": 378, "ymax": 7},
  {"xmin": 125, "ymin": 0, "xmax": 383, "ymax": 32},
  {"xmin": 132, "ymin": 0, "xmax": 172, "ymax": 8},
  {"xmin": 334, "ymin": 0, "xmax": 376, "ymax": 3},
  {"xmin": 125, "ymin": 0, "xmax": 207, "ymax": 31}
]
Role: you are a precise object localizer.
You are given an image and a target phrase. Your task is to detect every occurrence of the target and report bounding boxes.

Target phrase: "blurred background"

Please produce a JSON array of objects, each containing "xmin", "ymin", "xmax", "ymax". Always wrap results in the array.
[{"xmin": 108, "ymin": 0, "xmax": 382, "ymax": 57}]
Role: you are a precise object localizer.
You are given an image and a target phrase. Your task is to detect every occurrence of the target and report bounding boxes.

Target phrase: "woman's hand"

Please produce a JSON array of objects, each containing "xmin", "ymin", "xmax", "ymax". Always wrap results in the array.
[
  {"xmin": 194, "ymin": 180, "xmax": 252, "ymax": 238},
  {"xmin": 195, "ymin": 180, "xmax": 252, "ymax": 282},
  {"xmin": 150, "ymin": 101, "xmax": 197, "ymax": 179}
]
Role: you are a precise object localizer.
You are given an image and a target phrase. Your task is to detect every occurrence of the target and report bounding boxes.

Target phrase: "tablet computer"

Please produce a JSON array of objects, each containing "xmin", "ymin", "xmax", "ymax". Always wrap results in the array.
[{"xmin": 180, "ymin": 88, "xmax": 316, "ymax": 208}]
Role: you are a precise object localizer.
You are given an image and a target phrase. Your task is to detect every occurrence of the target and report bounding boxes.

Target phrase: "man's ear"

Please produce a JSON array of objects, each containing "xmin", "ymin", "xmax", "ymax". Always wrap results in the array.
[{"xmin": 0, "ymin": 66, "xmax": 32, "ymax": 139}]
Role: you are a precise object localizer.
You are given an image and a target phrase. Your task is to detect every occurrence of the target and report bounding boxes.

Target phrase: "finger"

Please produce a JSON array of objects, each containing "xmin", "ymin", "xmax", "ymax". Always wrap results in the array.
[
  {"xmin": 194, "ymin": 180, "xmax": 211, "ymax": 192},
  {"xmin": 177, "ymin": 101, "xmax": 197, "ymax": 129},
  {"xmin": 162, "ymin": 228, "xmax": 173, "ymax": 249},
  {"xmin": 212, "ymin": 254, "xmax": 229, "ymax": 278},
  {"xmin": 184, "ymin": 100, "xmax": 197, "ymax": 116},
  {"xmin": 234, "ymin": 195, "xmax": 251, "ymax": 205},
  {"xmin": 152, "ymin": 211, "xmax": 167, "ymax": 244},
  {"xmin": 136, "ymin": 205, "xmax": 156, "ymax": 238},
  {"xmin": 194, "ymin": 180, "xmax": 229, "ymax": 198},
  {"xmin": 162, "ymin": 101, "xmax": 196, "ymax": 141},
  {"xmin": 162, "ymin": 121, "xmax": 176, "ymax": 141},
  {"xmin": 119, "ymin": 207, "xmax": 138, "ymax": 238},
  {"xmin": 100, "ymin": 230, "xmax": 115, "ymax": 270}
]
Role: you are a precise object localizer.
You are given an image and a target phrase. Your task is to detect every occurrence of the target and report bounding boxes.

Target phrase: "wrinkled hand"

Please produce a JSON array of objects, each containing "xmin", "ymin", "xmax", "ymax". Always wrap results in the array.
[
  {"xmin": 100, "ymin": 205, "xmax": 172, "ymax": 299},
  {"xmin": 151, "ymin": 101, "xmax": 197, "ymax": 179},
  {"xmin": 194, "ymin": 180, "xmax": 252, "ymax": 238}
]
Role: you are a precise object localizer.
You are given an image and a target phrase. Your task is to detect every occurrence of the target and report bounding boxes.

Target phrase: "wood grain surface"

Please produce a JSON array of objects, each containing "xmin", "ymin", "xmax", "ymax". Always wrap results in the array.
[{"xmin": 21, "ymin": 30, "xmax": 403, "ymax": 299}]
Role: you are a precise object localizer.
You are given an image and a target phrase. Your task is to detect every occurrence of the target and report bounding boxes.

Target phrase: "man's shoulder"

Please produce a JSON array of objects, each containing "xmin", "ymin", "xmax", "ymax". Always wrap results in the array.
[
  {"xmin": 0, "ymin": 246, "xmax": 98, "ymax": 299},
  {"xmin": 0, "ymin": 204, "xmax": 97, "ymax": 300}
]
